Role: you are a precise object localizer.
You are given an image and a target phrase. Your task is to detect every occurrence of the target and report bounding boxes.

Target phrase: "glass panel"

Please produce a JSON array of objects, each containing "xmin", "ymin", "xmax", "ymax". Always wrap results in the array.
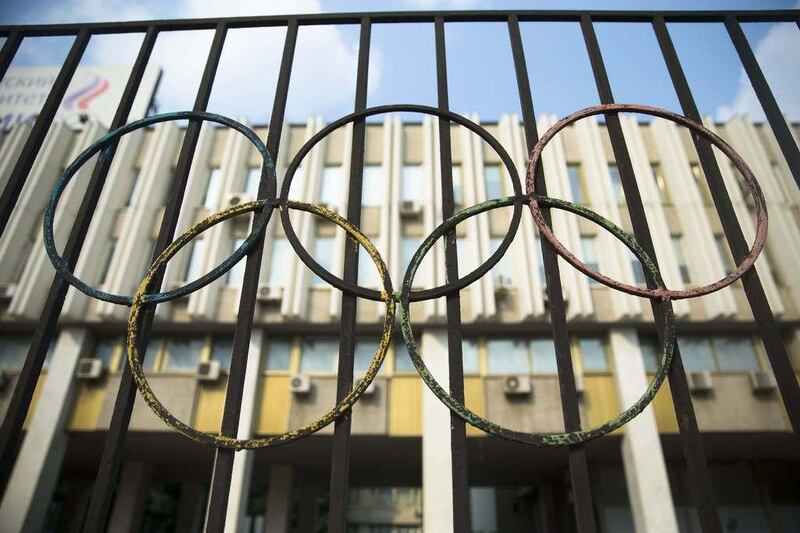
[
  {"xmin": 244, "ymin": 167, "xmax": 261, "ymax": 197},
  {"xmin": 462, "ymin": 339, "xmax": 479, "ymax": 374},
  {"xmin": 163, "ymin": 337, "xmax": 203, "ymax": 371},
  {"xmin": 268, "ymin": 239, "xmax": 290, "ymax": 287},
  {"xmin": 312, "ymin": 238, "xmax": 334, "ymax": 286},
  {"xmin": 452, "ymin": 163, "xmax": 463, "ymax": 205},
  {"xmin": 99, "ymin": 239, "xmax": 117, "ymax": 285},
  {"xmin": 579, "ymin": 337, "xmax": 607, "ymax": 372},
  {"xmin": 226, "ymin": 238, "xmax": 245, "ymax": 287},
  {"xmin": 638, "ymin": 335, "xmax": 660, "ymax": 373},
  {"xmin": 531, "ymin": 339, "xmax": 558, "ymax": 374},
  {"xmin": 486, "ymin": 339, "xmax": 529, "ymax": 374},
  {"xmin": 184, "ymin": 239, "xmax": 206, "ymax": 281},
  {"xmin": 608, "ymin": 164, "xmax": 625, "ymax": 204},
  {"xmin": 483, "ymin": 164, "xmax": 502, "ymax": 199},
  {"xmin": 401, "ymin": 165, "xmax": 422, "ymax": 202},
  {"xmin": 354, "ymin": 340, "xmax": 374, "ymax": 373},
  {"xmin": 651, "ymin": 163, "xmax": 671, "ymax": 204},
  {"xmin": 567, "ymin": 164, "xmax": 583, "ymax": 204},
  {"xmin": 211, "ymin": 338, "xmax": 233, "ymax": 369},
  {"xmin": 715, "ymin": 235, "xmax": 735, "ymax": 272},
  {"xmin": 0, "ymin": 336, "xmax": 29, "ymax": 370},
  {"xmin": 362, "ymin": 165, "xmax": 384, "ymax": 206},
  {"xmin": 489, "ymin": 237, "xmax": 513, "ymax": 284},
  {"xmin": 401, "ymin": 237, "xmax": 419, "ymax": 276},
  {"xmin": 92, "ymin": 337, "xmax": 118, "ymax": 367},
  {"xmin": 394, "ymin": 341, "xmax": 415, "ymax": 373},
  {"xmin": 203, "ymin": 168, "xmax": 223, "ymax": 208},
  {"xmin": 672, "ymin": 235, "xmax": 691, "ymax": 284},
  {"xmin": 534, "ymin": 234, "xmax": 546, "ymax": 289},
  {"xmin": 628, "ymin": 249, "xmax": 646, "ymax": 284},
  {"xmin": 681, "ymin": 338, "xmax": 716, "ymax": 372},
  {"xmin": 581, "ymin": 236, "xmax": 599, "ymax": 284},
  {"xmin": 262, "ymin": 340, "xmax": 292, "ymax": 371},
  {"xmin": 320, "ymin": 165, "xmax": 342, "ymax": 204},
  {"xmin": 300, "ymin": 339, "xmax": 338, "ymax": 373},
  {"xmin": 714, "ymin": 336, "xmax": 759, "ymax": 372},
  {"xmin": 358, "ymin": 245, "xmax": 379, "ymax": 287}
]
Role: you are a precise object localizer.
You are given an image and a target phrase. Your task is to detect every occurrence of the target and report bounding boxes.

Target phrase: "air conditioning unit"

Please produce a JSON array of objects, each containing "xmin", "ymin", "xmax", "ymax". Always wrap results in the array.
[
  {"xmin": 502, "ymin": 374, "xmax": 531, "ymax": 396},
  {"xmin": 749, "ymin": 370, "xmax": 776, "ymax": 393},
  {"xmin": 225, "ymin": 192, "xmax": 254, "ymax": 207},
  {"xmin": 75, "ymin": 358, "xmax": 103, "ymax": 380},
  {"xmin": 0, "ymin": 282, "xmax": 16, "ymax": 302},
  {"xmin": 687, "ymin": 371, "xmax": 713, "ymax": 394},
  {"xmin": 289, "ymin": 374, "xmax": 311, "ymax": 394},
  {"xmin": 399, "ymin": 200, "xmax": 422, "ymax": 216},
  {"xmin": 494, "ymin": 275, "xmax": 513, "ymax": 293},
  {"xmin": 357, "ymin": 376, "xmax": 378, "ymax": 397},
  {"xmin": 256, "ymin": 284, "xmax": 283, "ymax": 303},
  {"xmin": 196, "ymin": 360, "xmax": 222, "ymax": 381}
]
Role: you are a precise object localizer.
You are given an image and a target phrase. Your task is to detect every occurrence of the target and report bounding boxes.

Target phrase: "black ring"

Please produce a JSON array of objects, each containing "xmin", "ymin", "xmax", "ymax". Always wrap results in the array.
[
  {"xmin": 43, "ymin": 111, "xmax": 276, "ymax": 306},
  {"xmin": 277, "ymin": 104, "xmax": 523, "ymax": 302}
]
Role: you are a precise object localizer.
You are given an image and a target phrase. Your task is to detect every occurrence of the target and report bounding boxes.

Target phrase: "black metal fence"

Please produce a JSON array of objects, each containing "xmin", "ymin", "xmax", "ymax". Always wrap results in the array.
[{"xmin": 0, "ymin": 8, "xmax": 798, "ymax": 533}]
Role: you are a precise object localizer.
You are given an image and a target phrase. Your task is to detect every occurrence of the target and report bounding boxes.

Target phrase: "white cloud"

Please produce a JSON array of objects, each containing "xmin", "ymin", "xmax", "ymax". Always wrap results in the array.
[{"xmin": 716, "ymin": 22, "xmax": 800, "ymax": 122}]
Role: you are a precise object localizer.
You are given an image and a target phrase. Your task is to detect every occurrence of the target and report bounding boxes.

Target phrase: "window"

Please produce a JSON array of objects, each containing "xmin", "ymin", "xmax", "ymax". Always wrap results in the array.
[
  {"xmin": 401, "ymin": 165, "xmax": 422, "ymax": 202},
  {"xmin": 244, "ymin": 167, "xmax": 261, "ymax": 197},
  {"xmin": 226, "ymin": 238, "xmax": 245, "ymax": 287},
  {"xmin": 638, "ymin": 335, "xmax": 661, "ymax": 373},
  {"xmin": 354, "ymin": 340, "xmax": 374, "ymax": 374},
  {"xmin": 714, "ymin": 235, "xmax": 734, "ymax": 272},
  {"xmin": 714, "ymin": 336, "xmax": 759, "ymax": 371},
  {"xmin": 312, "ymin": 237, "xmax": 334, "ymax": 287},
  {"xmin": 671, "ymin": 235, "xmax": 691, "ymax": 284},
  {"xmin": 184, "ymin": 238, "xmax": 206, "ymax": 281},
  {"xmin": 300, "ymin": 339, "xmax": 338, "ymax": 372},
  {"xmin": 362, "ymin": 165, "xmax": 384, "ymax": 206},
  {"xmin": 211, "ymin": 338, "xmax": 233, "ymax": 369},
  {"xmin": 320, "ymin": 165, "xmax": 342, "ymax": 204},
  {"xmin": 531, "ymin": 339, "xmax": 558, "ymax": 374},
  {"xmin": 163, "ymin": 337, "xmax": 203, "ymax": 371},
  {"xmin": 580, "ymin": 236, "xmax": 599, "ymax": 285},
  {"xmin": 628, "ymin": 249, "xmax": 646, "ymax": 285},
  {"xmin": 608, "ymin": 164, "xmax": 625, "ymax": 204},
  {"xmin": 124, "ymin": 170, "xmax": 140, "ymax": 207},
  {"xmin": 401, "ymin": 237, "xmax": 420, "ymax": 275},
  {"xmin": 203, "ymin": 168, "xmax": 223, "ymax": 209},
  {"xmin": 681, "ymin": 338, "xmax": 716, "ymax": 372},
  {"xmin": 534, "ymin": 234, "xmax": 546, "ymax": 289},
  {"xmin": 489, "ymin": 237, "xmax": 513, "ymax": 285},
  {"xmin": 358, "ymin": 245, "xmax": 380, "ymax": 288},
  {"xmin": 268, "ymin": 239, "xmax": 290, "ymax": 287},
  {"xmin": 484, "ymin": 164, "xmax": 503, "ymax": 199},
  {"xmin": 487, "ymin": 339, "xmax": 529, "ymax": 374},
  {"xmin": 578, "ymin": 337, "xmax": 607, "ymax": 372},
  {"xmin": 567, "ymin": 164, "xmax": 584, "ymax": 204},
  {"xmin": 99, "ymin": 239, "xmax": 117, "ymax": 285},
  {"xmin": 0, "ymin": 336, "xmax": 29, "ymax": 371},
  {"xmin": 452, "ymin": 163, "xmax": 463, "ymax": 206},
  {"xmin": 261, "ymin": 340, "xmax": 292, "ymax": 371},
  {"xmin": 394, "ymin": 341, "xmax": 415, "ymax": 373},
  {"xmin": 690, "ymin": 163, "xmax": 712, "ymax": 204},
  {"xmin": 651, "ymin": 163, "xmax": 671, "ymax": 204},
  {"xmin": 462, "ymin": 339, "xmax": 479, "ymax": 374},
  {"xmin": 92, "ymin": 337, "xmax": 118, "ymax": 368}
]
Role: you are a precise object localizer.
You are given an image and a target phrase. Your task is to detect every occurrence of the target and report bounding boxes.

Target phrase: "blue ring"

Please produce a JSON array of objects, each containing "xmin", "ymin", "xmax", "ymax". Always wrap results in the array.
[{"xmin": 43, "ymin": 111, "xmax": 276, "ymax": 306}]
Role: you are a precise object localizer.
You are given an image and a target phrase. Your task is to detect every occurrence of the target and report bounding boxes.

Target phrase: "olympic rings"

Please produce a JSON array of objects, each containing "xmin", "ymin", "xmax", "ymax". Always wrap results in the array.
[
  {"xmin": 44, "ymin": 111, "xmax": 277, "ymax": 306},
  {"xmin": 278, "ymin": 104, "xmax": 523, "ymax": 302},
  {"xmin": 399, "ymin": 194, "xmax": 675, "ymax": 446},
  {"xmin": 526, "ymin": 103, "xmax": 768, "ymax": 300},
  {"xmin": 126, "ymin": 199, "xmax": 395, "ymax": 449}
]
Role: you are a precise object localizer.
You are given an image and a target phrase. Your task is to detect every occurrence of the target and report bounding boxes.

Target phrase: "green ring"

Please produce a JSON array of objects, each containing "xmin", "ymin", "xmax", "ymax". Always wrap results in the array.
[{"xmin": 399, "ymin": 195, "xmax": 675, "ymax": 446}]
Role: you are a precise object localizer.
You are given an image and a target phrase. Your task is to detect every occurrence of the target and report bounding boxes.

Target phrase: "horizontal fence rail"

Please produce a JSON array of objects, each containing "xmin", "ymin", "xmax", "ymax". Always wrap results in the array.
[{"xmin": 0, "ymin": 8, "xmax": 797, "ymax": 533}]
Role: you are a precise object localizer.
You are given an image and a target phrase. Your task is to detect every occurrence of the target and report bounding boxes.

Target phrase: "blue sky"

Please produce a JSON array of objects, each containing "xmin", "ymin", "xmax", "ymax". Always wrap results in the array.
[{"xmin": 1, "ymin": 0, "xmax": 798, "ymax": 124}]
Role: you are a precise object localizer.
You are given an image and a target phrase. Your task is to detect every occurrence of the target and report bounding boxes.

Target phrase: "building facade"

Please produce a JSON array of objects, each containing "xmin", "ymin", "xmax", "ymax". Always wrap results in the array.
[{"xmin": 0, "ymin": 112, "xmax": 798, "ymax": 532}]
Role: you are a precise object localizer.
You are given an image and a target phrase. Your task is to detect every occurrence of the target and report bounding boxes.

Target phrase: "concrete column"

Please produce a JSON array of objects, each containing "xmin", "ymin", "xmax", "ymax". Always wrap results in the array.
[
  {"xmin": 421, "ymin": 329, "xmax": 454, "ymax": 532},
  {"xmin": 224, "ymin": 330, "xmax": 264, "ymax": 533},
  {"xmin": 263, "ymin": 465, "xmax": 294, "ymax": 533},
  {"xmin": 609, "ymin": 329, "xmax": 678, "ymax": 533},
  {"xmin": 107, "ymin": 460, "xmax": 152, "ymax": 533},
  {"xmin": 0, "ymin": 328, "xmax": 87, "ymax": 533}
]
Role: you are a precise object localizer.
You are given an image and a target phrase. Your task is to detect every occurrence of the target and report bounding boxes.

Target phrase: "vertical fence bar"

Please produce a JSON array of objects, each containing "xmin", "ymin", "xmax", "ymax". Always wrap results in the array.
[
  {"xmin": 434, "ymin": 17, "xmax": 471, "ymax": 532},
  {"xmin": 725, "ymin": 15, "xmax": 800, "ymax": 190},
  {"xmin": 0, "ymin": 26, "xmax": 157, "ymax": 499},
  {"xmin": 580, "ymin": 15, "xmax": 723, "ymax": 533},
  {"xmin": 327, "ymin": 16, "xmax": 371, "ymax": 533},
  {"xmin": 0, "ymin": 31, "xmax": 22, "ymax": 83},
  {"xmin": 0, "ymin": 28, "xmax": 89, "ymax": 237},
  {"xmin": 202, "ymin": 20, "xmax": 298, "ymax": 532},
  {"xmin": 654, "ymin": 17, "xmax": 800, "ymax": 430},
  {"xmin": 507, "ymin": 15, "xmax": 598, "ymax": 533},
  {"xmin": 82, "ymin": 23, "xmax": 229, "ymax": 532}
]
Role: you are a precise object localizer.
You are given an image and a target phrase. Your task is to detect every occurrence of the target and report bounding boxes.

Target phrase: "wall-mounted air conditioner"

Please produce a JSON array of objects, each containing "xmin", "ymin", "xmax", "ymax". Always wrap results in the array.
[
  {"xmin": 289, "ymin": 374, "xmax": 311, "ymax": 394},
  {"xmin": 225, "ymin": 192, "xmax": 254, "ymax": 208},
  {"xmin": 256, "ymin": 284, "xmax": 283, "ymax": 303},
  {"xmin": 687, "ymin": 371, "xmax": 713, "ymax": 394},
  {"xmin": 494, "ymin": 275, "xmax": 513, "ymax": 293},
  {"xmin": 502, "ymin": 374, "xmax": 531, "ymax": 396},
  {"xmin": 749, "ymin": 370, "xmax": 776, "ymax": 393},
  {"xmin": 196, "ymin": 360, "xmax": 222, "ymax": 382},
  {"xmin": 399, "ymin": 200, "xmax": 422, "ymax": 217},
  {"xmin": 0, "ymin": 282, "xmax": 16, "ymax": 302},
  {"xmin": 75, "ymin": 358, "xmax": 103, "ymax": 380}
]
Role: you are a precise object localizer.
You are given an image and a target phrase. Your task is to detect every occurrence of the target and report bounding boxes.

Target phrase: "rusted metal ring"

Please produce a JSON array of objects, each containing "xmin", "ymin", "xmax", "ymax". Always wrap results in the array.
[
  {"xmin": 526, "ymin": 103, "xmax": 767, "ymax": 300},
  {"xmin": 399, "ymin": 194, "xmax": 675, "ymax": 446},
  {"xmin": 43, "ymin": 111, "xmax": 276, "ymax": 306},
  {"xmin": 126, "ymin": 199, "xmax": 395, "ymax": 449},
  {"xmin": 277, "ymin": 104, "xmax": 523, "ymax": 303}
]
